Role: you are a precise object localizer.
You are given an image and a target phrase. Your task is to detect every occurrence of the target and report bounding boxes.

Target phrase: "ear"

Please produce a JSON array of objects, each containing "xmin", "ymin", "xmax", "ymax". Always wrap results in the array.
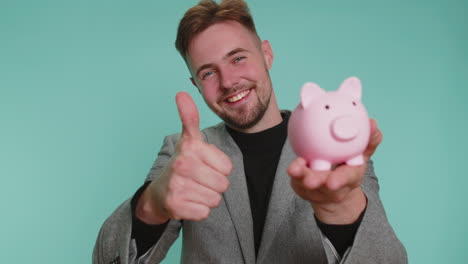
[
  {"xmin": 261, "ymin": 40, "xmax": 274, "ymax": 70},
  {"xmin": 338, "ymin": 76, "xmax": 362, "ymax": 99},
  {"xmin": 300, "ymin": 82, "xmax": 325, "ymax": 109},
  {"xmin": 190, "ymin": 77, "xmax": 201, "ymax": 93}
]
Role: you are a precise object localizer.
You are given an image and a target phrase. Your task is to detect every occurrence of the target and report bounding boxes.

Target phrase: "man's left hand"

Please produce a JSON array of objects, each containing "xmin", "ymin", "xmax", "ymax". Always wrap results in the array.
[{"xmin": 287, "ymin": 119, "xmax": 383, "ymax": 224}]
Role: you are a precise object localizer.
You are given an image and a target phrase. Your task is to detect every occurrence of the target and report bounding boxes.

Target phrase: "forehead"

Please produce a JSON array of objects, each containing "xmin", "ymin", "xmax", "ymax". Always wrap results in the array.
[{"xmin": 186, "ymin": 21, "xmax": 260, "ymax": 71}]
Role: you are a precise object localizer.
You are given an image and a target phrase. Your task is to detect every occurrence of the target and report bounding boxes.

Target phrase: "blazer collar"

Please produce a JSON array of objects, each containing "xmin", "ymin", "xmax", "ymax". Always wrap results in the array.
[
  {"xmin": 256, "ymin": 139, "xmax": 296, "ymax": 263},
  {"xmin": 206, "ymin": 123, "xmax": 256, "ymax": 264},
  {"xmin": 204, "ymin": 116, "xmax": 296, "ymax": 264}
]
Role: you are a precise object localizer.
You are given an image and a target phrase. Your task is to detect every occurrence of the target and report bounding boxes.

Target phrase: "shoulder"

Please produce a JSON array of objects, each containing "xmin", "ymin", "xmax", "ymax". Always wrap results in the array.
[
  {"xmin": 163, "ymin": 122, "xmax": 226, "ymax": 143},
  {"xmin": 201, "ymin": 122, "xmax": 226, "ymax": 143}
]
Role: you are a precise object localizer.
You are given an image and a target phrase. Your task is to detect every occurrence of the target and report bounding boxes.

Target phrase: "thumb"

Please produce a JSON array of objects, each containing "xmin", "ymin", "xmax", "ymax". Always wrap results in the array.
[
  {"xmin": 364, "ymin": 118, "xmax": 383, "ymax": 160},
  {"xmin": 176, "ymin": 91, "xmax": 202, "ymax": 140}
]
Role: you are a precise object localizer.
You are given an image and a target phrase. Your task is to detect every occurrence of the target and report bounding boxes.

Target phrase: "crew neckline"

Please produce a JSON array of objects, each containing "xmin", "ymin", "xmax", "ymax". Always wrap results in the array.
[{"xmin": 226, "ymin": 111, "xmax": 289, "ymax": 153}]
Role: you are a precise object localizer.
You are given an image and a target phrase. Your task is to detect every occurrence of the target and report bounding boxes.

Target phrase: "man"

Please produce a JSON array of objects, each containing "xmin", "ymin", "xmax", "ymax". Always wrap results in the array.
[{"xmin": 93, "ymin": 0, "xmax": 407, "ymax": 263}]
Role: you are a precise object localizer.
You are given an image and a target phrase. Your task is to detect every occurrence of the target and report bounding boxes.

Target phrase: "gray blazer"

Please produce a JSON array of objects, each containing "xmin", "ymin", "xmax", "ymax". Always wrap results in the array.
[{"xmin": 93, "ymin": 122, "xmax": 407, "ymax": 264}]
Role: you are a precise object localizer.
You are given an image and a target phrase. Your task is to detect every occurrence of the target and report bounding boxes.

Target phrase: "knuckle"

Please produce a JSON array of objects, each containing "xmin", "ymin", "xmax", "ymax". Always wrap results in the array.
[
  {"xmin": 332, "ymin": 193, "xmax": 346, "ymax": 203},
  {"xmin": 168, "ymin": 176, "xmax": 185, "ymax": 192},
  {"xmin": 201, "ymin": 206, "xmax": 210, "ymax": 219},
  {"xmin": 225, "ymin": 160, "xmax": 233, "ymax": 175},
  {"xmin": 211, "ymin": 193, "xmax": 222, "ymax": 207},
  {"xmin": 207, "ymin": 199, "xmax": 217, "ymax": 208},
  {"xmin": 171, "ymin": 157, "xmax": 184, "ymax": 172},
  {"xmin": 193, "ymin": 206, "xmax": 210, "ymax": 221},
  {"xmin": 172, "ymin": 156, "xmax": 193, "ymax": 176},
  {"xmin": 219, "ymin": 178, "xmax": 230, "ymax": 193}
]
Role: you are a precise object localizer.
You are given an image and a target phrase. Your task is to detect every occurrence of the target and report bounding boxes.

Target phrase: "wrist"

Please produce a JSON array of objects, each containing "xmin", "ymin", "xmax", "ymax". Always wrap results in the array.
[
  {"xmin": 136, "ymin": 181, "xmax": 170, "ymax": 225},
  {"xmin": 312, "ymin": 187, "xmax": 367, "ymax": 225}
]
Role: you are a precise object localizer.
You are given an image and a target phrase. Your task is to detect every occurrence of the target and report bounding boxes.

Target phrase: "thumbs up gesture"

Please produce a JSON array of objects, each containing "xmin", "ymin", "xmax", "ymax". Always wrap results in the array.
[{"xmin": 136, "ymin": 92, "xmax": 232, "ymax": 224}]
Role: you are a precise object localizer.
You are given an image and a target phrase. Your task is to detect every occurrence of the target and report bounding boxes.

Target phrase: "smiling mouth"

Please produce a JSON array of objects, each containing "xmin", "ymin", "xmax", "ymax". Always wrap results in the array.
[{"xmin": 225, "ymin": 89, "xmax": 251, "ymax": 103}]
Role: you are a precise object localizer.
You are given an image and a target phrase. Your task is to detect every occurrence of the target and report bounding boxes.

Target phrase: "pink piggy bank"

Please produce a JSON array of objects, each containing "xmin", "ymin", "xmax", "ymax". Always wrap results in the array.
[{"xmin": 288, "ymin": 77, "xmax": 371, "ymax": 171}]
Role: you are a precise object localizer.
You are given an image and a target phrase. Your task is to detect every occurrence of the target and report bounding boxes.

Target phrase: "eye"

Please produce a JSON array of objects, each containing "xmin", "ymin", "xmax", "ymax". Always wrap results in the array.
[
  {"xmin": 325, "ymin": 105, "xmax": 330, "ymax": 110},
  {"xmin": 201, "ymin": 71, "xmax": 214, "ymax": 80},
  {"xmin": 234, "ymin": 56, "xmax": 245, "ymax": 63},
  {"xmin": 352, "ymin": 101, "xmax": 357, "ymax": 106}
]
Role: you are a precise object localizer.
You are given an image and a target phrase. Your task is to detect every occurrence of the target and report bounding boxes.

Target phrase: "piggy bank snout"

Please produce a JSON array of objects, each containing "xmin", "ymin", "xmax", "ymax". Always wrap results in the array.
[{"xmin": 331, "ymin": 116, "xmax": 359, "ymax": 141}]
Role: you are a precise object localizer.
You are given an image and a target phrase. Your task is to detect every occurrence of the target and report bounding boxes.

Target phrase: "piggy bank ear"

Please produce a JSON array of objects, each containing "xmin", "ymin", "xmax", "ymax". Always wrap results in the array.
[
  {"xmin": 338, "ymin": 76, "xmax": 362, "ymax": 99},
  {"xmin": 300, "ymin": 82, "xmax": 325, "ymax": 109}
]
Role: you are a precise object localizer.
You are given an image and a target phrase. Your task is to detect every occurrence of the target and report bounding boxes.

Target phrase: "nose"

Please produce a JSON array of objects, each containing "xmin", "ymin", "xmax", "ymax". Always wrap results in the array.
[
  {"xmin": 219, "ymin": 65, "xmax": 239, "ymax": 90},
  {"xmin": 331, "ymin": 116, "xmax": 358, "ymax": 141}
]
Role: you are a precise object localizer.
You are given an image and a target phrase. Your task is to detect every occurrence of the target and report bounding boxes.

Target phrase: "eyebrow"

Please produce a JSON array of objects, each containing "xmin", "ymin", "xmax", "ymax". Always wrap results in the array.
[
  {"xmin": 224, "ymin": 48, "xmax": 248, "ymax": 59},
  {"xmin": 195, "ymin": 48, "xmax": 249, "ymax": 78}
]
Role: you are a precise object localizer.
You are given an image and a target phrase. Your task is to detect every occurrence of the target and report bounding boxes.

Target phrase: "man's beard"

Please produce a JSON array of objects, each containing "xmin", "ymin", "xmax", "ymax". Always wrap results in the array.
[{"xmin": 219, "ymin": 87, "xmax": 271, "ymax": 131}]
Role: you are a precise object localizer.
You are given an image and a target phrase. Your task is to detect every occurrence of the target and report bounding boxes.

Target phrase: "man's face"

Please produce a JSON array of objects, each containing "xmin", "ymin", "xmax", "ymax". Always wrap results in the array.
[{"xmin": 186, "ymin": 21, "xmax": 274, "ymax": 131}]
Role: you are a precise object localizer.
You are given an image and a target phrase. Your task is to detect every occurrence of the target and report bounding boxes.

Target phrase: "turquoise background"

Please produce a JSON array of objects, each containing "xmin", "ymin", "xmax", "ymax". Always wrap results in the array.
[{"xmin": 1, "ymin": 0, "xmax": 466, "ymax": 263}]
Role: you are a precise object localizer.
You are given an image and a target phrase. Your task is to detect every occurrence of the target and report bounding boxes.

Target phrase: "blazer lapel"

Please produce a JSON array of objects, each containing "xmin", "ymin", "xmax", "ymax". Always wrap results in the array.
[
  {"xmin": 256, "ymin": 139, "xmax": 297, "ymax": 263},
  {"xmin": 206, "ymin": 124, "xmax": 256, "ymax": 264}
]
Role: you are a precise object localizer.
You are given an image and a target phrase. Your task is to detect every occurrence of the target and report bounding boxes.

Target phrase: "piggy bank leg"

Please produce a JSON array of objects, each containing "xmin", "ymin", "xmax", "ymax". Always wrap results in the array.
[
  {"xmin": 310, "ymin": 160, "xmax": 332, "ymax": 171},
  {"xmin": 346, "ymin": 155, "xmax": 364, "ymax": 166}
]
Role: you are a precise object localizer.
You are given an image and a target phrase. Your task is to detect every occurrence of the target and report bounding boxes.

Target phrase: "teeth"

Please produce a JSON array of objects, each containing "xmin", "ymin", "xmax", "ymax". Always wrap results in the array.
[{"xmin": 227, "ymin": 90, "xmax": 250, "ymax": 103}]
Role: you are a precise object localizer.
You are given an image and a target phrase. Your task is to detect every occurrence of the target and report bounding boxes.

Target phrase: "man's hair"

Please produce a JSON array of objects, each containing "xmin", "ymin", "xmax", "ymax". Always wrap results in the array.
[{"xmin": 175, "ymin": 0, "xmax": 258, "ymax": 60}]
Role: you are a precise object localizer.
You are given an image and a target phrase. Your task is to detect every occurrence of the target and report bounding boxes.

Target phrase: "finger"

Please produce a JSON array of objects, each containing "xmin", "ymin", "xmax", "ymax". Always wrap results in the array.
[
  {"xmin": 327, "ymin": 164, "xmax": 365, "ymax": 191},
  {"xmin": 290, "ymin": 178, "xmax": 308, "ymax": 199},
  {"xmin": 369, "ymin": 118, "xmax": 377, "ymax": 135},
  {"xmin": 198, "ymin": 144, "xmax": 233, "ymax": 176},
  {"xmin": 172, "ymin": 155, "xmax": 230, "ymax": 193},
  {"xmin": 287, "ymin": 157, "xmax": 308, "ymax": 179},
  {"xmin": 364, "ymin": 118, "xmax": 383, "ymax": 160},
  {"xmin": 182, "ymin": 182, "xmax": 223, "ymax": 208},
  {"xmin": 290, "ymin": 177, "xmax": 328, "ymax": 204},
  {"xmin": 176, "ymin": 91, "xmax": 202, "ymax": 140},
  {"xmin": 303, "ymin": 169, "xmax": 328, "ymax": 189},
  {"xmin": 171, "ymin": 202, "xmax": 210, "ymax": 221},
  {"xmin": 190, "ymin": 164, "xmax": 230, "ymax": 194}
]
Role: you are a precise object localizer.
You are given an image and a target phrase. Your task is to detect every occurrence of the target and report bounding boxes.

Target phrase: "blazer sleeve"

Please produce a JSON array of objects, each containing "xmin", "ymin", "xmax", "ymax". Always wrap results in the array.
[
  {"xmin": 340, "ymin": 160, "xmax": 408, "ymax": 264},
  {"xmin": 93, "ymin": 135, "xmax": 183, "ymax": 264}
]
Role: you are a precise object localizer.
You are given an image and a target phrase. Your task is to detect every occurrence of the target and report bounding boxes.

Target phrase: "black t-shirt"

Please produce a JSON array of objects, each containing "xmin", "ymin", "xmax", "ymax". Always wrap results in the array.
[{"xmin": 225, "ymin": 112, "xmax": 288, "ymax": 256}]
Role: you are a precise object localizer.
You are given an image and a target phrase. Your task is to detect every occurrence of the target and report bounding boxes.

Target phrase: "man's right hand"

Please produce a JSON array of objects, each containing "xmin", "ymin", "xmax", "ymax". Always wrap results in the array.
[{"xmin": 136, "ymin": 92, "xmax": 232, "ymax": 224}]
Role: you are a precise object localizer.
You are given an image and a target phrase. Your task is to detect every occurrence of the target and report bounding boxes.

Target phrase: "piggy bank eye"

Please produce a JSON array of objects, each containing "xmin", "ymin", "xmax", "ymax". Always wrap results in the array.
[
  {"xmin": 325, "ymin": 105, "xmax": 330, "ymax": 110},
  {"xmin": 352, "ymin": 101, "xmax": 357, "ymax": 106}
]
